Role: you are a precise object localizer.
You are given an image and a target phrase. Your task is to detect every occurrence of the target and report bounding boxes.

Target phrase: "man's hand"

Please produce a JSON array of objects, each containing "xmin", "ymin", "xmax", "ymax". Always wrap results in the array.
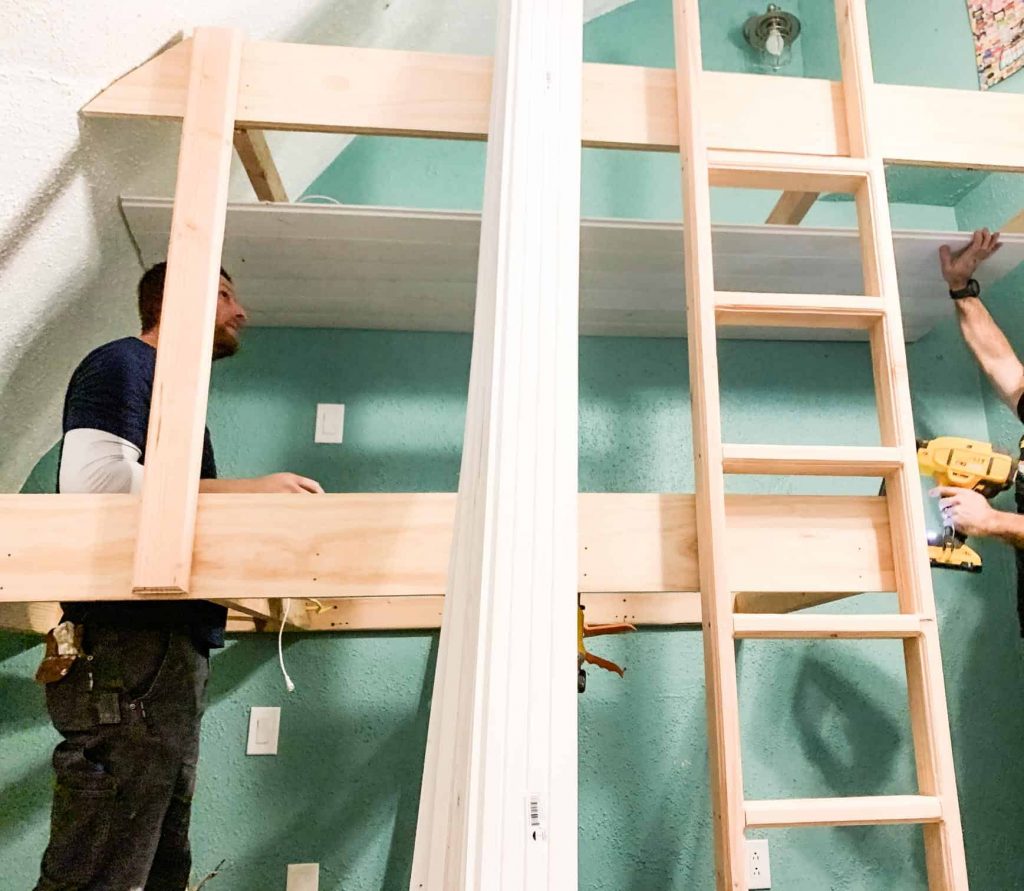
[
  {"xmin": 939, "ymin": 228, "xmax": 1002, "ymax": 291},
  {"xmin": 931, "ymin": 486, "xmax": 996, "ymax": 537},
  {"xmin": 254, "ymin": 472, "xmax": 324, "ymax": 494}
]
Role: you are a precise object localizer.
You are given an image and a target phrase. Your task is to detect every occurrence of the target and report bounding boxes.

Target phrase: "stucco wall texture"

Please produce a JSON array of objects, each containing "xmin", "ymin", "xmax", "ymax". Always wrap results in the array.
[{"xmin": 4, "ymin": 0, "xmax": 1024, "ymax": 889}]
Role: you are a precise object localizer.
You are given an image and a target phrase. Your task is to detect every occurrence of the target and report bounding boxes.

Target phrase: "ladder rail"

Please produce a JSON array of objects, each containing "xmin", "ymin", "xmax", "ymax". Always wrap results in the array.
[
  {"xmin": 837, "ymin": 0, "xmax": 968, "ymax": 885},
  {"xmin": 671, "ymin": 1, "xmax": 747, "ymax": 887}
]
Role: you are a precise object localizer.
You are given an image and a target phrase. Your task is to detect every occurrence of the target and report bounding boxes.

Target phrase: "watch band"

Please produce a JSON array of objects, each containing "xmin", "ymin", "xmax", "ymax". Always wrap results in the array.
[{"xmin": 949, "ymin": 278, "xmax": 980, "ymax": 300}]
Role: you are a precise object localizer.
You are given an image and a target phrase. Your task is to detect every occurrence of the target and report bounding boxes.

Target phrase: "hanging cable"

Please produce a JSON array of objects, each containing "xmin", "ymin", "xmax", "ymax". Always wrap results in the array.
[{"xmin": 277, "ymin": 598, "xmax": 296, "ymax": 693}]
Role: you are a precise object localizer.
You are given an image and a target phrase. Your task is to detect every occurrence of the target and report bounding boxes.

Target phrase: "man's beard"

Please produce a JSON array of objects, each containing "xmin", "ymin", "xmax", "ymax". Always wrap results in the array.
[{"xmin": 212, "ymin": 325, "xmax": 240, "ymax": 360}]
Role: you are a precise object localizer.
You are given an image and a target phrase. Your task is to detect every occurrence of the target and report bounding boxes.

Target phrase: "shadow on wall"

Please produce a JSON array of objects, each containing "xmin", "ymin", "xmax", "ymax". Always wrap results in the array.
[
  {"xmin": 194, "ymin": 632, "xmax": 438, "ymax": 890},
  {"xmin": 0, "ymin": 111, "xmax": 174, "ymax": 493}
]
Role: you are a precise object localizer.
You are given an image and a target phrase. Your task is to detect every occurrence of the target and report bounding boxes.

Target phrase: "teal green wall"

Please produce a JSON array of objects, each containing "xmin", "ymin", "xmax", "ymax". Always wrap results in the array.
[{"xmin": 6, "ymin": 1, "xmax": 1024, "ymax": 889}]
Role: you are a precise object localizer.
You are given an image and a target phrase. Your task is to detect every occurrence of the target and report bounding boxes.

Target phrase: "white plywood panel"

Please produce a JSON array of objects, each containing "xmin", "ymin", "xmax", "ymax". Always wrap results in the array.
[{"xmin": 122, "ymin": 198, "xmax": 1024, "ymax": 342}]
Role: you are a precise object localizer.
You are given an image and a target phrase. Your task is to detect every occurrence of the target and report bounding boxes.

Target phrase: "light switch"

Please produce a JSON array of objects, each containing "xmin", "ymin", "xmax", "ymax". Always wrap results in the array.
[
  {"xmin": 247, "ymin": 706, "xmax": 281, "ymax": 755},
  {"xmin": 315, "ymin": 403, "xmax": 345, "ymax": 444},
  {"xmin": 287, "ymin": 863, "xmax": 319, "ymax": 891}
]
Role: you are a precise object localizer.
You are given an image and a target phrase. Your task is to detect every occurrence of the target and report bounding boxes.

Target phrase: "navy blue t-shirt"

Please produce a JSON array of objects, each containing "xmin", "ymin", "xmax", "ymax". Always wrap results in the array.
[{"xmin": 59, "ymin": 337, "xmax": 227, "ymax": 648}]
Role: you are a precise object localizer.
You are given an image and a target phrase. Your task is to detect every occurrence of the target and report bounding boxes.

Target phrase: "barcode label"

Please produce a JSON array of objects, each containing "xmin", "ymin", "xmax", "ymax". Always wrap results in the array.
[{"xmin": 527, "ymin": 794, "xmax": 545, "ymax": 841}]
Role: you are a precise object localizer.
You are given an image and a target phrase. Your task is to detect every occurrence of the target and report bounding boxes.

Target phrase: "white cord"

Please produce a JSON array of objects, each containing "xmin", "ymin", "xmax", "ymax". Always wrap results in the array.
[
  {"xmin": 278, "ymin": 598, "xmax": 296, "ymax": 693},
  {"xmin": 297, "ymin": 194, "xmax": 343, "ymax": 205}
]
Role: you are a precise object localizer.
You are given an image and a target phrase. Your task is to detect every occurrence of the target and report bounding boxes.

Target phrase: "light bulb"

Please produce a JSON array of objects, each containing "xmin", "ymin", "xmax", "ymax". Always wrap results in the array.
[{"xmin": 765, "ymin": 24, "xmax": 785, "ymax": 60}]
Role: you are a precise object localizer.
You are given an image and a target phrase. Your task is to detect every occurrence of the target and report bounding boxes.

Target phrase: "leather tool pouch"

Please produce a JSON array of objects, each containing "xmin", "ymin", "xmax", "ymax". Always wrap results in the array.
[{"xmin": 34, "ymin": 621, "xmax": 85, "ymax": 684}]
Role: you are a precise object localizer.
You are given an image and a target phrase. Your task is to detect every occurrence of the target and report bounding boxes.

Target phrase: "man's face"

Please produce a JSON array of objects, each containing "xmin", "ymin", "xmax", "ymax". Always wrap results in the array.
[{"xmin": 212, "ymin": 276, "xmax": 247, "ymax": 360}]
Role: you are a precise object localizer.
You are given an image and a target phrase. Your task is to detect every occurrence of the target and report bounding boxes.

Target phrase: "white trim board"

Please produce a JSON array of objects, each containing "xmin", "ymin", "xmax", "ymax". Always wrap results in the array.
[
  {"xmin": 409, "ymin": 0, "xmax": 581, "ymax": 886},
  {"xmin": 121, "ymin": 197, "xmax": 1024, "ymax": 342}
]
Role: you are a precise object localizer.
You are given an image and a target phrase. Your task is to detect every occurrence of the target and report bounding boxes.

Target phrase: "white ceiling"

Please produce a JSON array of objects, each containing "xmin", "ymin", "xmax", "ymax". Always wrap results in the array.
[{"xmin": 123, "ymin": 198, "xmax": 1024, "ymax": 342}]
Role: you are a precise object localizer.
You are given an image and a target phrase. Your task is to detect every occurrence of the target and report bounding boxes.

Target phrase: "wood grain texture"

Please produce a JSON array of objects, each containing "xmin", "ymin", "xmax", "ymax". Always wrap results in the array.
[
  {"xmin": 836, "ymin": 1, "xmax": 966, "ymax": 885},
  {"xmin": 132, "ymin": 27, "xmax": 242, "ymax": 595},
  {"xmin": 745, "ymin": 795, "xmax": 942, "ymax": 829},
  {"xmin": 85, "ymin": 37, "xmax": 1024, "ymax": 171},
  {"xmin": 233, "ymin": 129, "xmax": 288, "ymax": 201},
  {"xmin": 0, "ymin": 493, "xmax": 895, "ymax": 603},
  {"xmin": 766, "ymin": 191, "xmax": 819, "ymax": 225}
]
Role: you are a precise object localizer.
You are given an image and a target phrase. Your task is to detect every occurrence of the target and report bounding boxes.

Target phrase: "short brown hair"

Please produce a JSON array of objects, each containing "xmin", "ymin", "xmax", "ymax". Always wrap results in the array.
[{"xmin": 138, "ymin": 262, "xmax": 233, "ymax": 332}]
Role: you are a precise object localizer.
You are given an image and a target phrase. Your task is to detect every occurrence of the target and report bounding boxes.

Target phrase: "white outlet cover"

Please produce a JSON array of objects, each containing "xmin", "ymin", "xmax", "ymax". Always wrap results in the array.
[
  {"xmin": 746, "ymin": 838, "xmax": 772, "ymax": 889},
  {"xmin": 246, "ymin": 706, "xmax": 281, "ymax": 755},
  {"xmin": 315, "ymin": 403, "xmax": 345, "ymax": 444},
  {"xmin": 287, "ymin": 863, "xmax": 319, "ymax": 891}
]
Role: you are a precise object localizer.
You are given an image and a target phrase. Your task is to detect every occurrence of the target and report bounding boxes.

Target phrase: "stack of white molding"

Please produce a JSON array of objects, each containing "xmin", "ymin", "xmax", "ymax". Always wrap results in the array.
[{"xmin": 409, "ymin": 0, "xmax": 581, "ymax": 888}]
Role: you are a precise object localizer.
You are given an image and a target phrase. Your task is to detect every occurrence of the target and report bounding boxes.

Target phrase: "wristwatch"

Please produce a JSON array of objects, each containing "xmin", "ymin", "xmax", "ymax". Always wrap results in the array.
[{"xmin": 949, "ymin": 278, "xmax": 981, "ymax": 300}]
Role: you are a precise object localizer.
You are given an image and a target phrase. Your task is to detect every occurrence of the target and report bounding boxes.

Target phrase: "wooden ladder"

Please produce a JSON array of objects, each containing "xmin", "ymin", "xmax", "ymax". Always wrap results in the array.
[{"xmin": 671, "ymin": 0, "xmax": 969, "ymax": 888}]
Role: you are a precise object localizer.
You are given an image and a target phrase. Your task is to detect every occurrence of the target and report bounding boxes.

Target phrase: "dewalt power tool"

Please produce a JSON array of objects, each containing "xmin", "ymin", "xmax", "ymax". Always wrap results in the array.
[{"xmin": 917, "ymin": 436, "xmax": 1018, "ymax": 572}]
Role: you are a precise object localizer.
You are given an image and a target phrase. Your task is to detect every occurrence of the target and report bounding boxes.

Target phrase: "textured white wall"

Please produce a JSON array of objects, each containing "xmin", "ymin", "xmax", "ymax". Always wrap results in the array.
[{"xmin": 0, "ymin": 0, "xmax": 632, "ymax": 492}]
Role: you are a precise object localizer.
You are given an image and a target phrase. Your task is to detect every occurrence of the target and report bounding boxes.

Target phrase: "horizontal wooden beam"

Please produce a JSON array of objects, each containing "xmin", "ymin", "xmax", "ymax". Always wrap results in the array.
[
  {"xmin": 0, "ymin": 492, "xmax": 894, "ymax": 604},
  {"xmin": 82, "ymin": 37, "xmax": 1024, "ymax": 171},
  {"xmin": 3, "ymin": 591, "xmax": 894, "ymax": 636}
]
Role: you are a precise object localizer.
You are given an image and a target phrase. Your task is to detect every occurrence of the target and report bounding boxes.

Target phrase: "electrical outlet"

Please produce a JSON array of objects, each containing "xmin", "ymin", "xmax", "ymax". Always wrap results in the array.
[
  {"xmin": 315, "ymin": 403, "xmax": 345, "ymax": 443},
  {"xmin": 286, "ymin": 863, "xmax": 319, "ymax": 891},
  {"xmin": 746, "ymin": 838, "xmax": 771, "ymax": 889},
  {"xmin": 246, "ymin": 706, "xmax": 281, "ymax": 755}
]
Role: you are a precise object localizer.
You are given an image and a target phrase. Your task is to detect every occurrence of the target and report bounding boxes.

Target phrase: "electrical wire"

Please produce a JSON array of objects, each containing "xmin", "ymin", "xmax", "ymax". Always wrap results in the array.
[
  {"xmin": 297, "ymin": 194, "xmax": 343, "ymax": 205},
  {"xmin": 278, "ymin": 598, "xmax": 296, "ymax": 693}
]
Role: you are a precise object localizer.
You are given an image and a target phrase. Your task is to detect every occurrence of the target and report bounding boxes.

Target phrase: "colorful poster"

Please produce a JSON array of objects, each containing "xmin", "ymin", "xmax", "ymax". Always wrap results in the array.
[{"xmin": 968, "ymin": 0, "xmax": 1024, "ymax": 89}]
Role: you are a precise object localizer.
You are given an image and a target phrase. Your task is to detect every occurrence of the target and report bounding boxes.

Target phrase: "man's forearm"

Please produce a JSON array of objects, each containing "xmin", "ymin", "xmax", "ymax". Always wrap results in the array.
[
  {"xmin": 985, "ymin": 510, "xmax": 1024, "ymax": 550},
  {"xmin": 955, "ymin": 297, "xmax": 1024, "ymax": 409}
]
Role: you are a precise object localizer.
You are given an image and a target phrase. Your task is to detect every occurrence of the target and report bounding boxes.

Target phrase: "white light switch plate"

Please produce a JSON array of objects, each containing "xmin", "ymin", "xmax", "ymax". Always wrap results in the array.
[
  {"xmin": 315, "ymin": 403, "xmax": 345, "ymax": 443},
  {"xmin": 246, "ymin": 706, "xmax": 281, "ymax": 755},
  {"xmin": 287, "ymin": 863, "xmax": 319, "ymax": 891},
  {"xmin": 746, "ymin": 838, "xmax": 771, "ymax": 889}
]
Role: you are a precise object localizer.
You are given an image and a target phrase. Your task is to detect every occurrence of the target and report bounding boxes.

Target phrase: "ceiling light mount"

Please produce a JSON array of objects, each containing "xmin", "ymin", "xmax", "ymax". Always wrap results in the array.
[{"xmin": 743, "ymin": 4, "xmax": 801, "ymax": 72}]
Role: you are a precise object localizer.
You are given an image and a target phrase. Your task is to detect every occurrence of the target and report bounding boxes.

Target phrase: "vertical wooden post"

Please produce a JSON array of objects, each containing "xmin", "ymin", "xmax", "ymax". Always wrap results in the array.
[
  {"xmin": 132, "ymin": 28, "xmax": 244, "ymax": 595},
  {"xmin": 672, "ymin": 1, "xmax": 747, "ymax": 888},
  {"xmin": 837, "ymin": 1, "xmax": 968, "ymax": 887},
  {"xmin": 410, "ymin": 0, "xmax": 582, "ymax": 888}
]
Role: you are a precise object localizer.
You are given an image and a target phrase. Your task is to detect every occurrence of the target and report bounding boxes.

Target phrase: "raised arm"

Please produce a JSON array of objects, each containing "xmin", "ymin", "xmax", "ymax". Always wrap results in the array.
[{"xmin": 940, "ymin": 228, "xmax": 1023, "ymax": 411}]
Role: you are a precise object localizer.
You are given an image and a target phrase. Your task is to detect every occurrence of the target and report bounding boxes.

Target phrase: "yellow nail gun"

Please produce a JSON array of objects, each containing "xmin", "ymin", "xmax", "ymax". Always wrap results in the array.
[{"xmin": 917, "ymin": 436, "xmax": 1018, "ymax": 572}]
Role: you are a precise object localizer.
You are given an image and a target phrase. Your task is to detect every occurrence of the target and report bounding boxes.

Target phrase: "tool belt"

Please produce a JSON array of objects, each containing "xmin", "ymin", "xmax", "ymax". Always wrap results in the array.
[{"xmin": 34, "ymin": 621, "xmax": 85, "ymax": 684}]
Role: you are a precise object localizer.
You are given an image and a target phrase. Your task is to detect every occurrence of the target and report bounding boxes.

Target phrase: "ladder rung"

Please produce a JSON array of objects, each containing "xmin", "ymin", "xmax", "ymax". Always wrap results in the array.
[
  {"xmin": 715, "ymin": 292, "xmax": 887, "ymax": 330},
  {"xmin": 721, "ymin": 444, "xmax": 903, "ymax": 476},
  {"xmin": 745, "ymin": 795, "xmax": 943, "ymax": 829},
  {"xmin": 707, "ymin": 150, "xmax": 872, "ymax": 193},
  {"xmin": 733, "ymin": 614, "xmax": 924, "ymax": 639}
]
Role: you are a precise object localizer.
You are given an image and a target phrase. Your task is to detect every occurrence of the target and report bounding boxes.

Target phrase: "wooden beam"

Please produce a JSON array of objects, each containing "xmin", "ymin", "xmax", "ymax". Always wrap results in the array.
[
  {"xmin": 132, "ymin": 28, "xmax": 243, "ymax": 595},
  {"xmin": 233, "ymin": 129, "xmax": 288, "ymax": 202},
  {"xmin": 81, "ymin": 40, "xmax": 838, "ymax": 156},
  {"xmin": 84, "ymin": 38, "xmax": 1024, "ymax": 171},
  {"xmin": 297, "ymin": 592, "xmax": 704, "ymax": 633},
  {"xmin": 0, "ymin": 492, "xmax": 895, "ymax": 603},
  {"xmin": 12, "ymin": 591, "xmax": 908, "ymax": 636},
  {"xmin": 745, "ymin": 795, "xmax": 942, "ymax": 829},
  {"xmin": 766, "ymin": 191, "xmax": 819, "ymax": 225},
  {"xmin": 1002, "ymin": 209, "xmax": 1024, "ymax": 234}
]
